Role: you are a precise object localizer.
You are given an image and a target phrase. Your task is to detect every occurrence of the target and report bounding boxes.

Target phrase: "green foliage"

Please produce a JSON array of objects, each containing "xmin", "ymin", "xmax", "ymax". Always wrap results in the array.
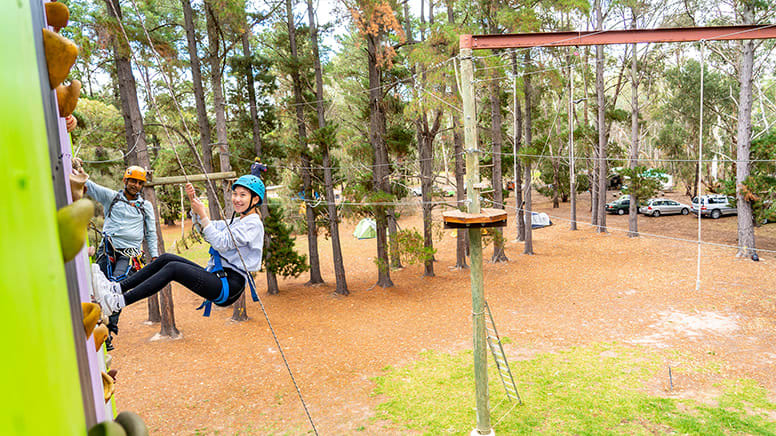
[
  {"xmin": 721, "ymin": 129, "xmax": 776, "ymax": 224},
  {"xmin": 70, "ymin": 98, "xmax": 126, "ymax": 187},
  {"xmin": 536, "ymin": 159, "xmax": 588, "ymax": 201},
  {"xmin": 657, "ymin": 60, "xmax": 738, "ymax": 193},
  {"xmin": 262, "ymin": 199, "xmax": 309, "ymax": 278},
  {"xmin": 373, "ymin": 343, "xmax": 776, "ymax": 435},
  {"xmin": 391, "ymin": 229, "xmax": 436, "ymax": 266},
  {"xmin": 619, "ymin": 166, "xmax": 666, "ymax": 203}
]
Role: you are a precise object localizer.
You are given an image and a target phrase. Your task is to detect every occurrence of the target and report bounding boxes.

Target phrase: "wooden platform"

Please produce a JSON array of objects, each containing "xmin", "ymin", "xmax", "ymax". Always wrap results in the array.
[{"xmin": 442, "ymin": 208, "xmax": 508, "ymax": 228}]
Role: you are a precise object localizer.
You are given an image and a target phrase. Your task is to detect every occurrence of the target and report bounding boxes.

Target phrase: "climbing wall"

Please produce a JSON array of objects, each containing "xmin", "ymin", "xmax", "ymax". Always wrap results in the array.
[
  {"xmin": 0, "ymin": 1, "xmax": 86, "ymax": 434},
  {"xmin": 1, "ymin": 1, "xmax": 152, "ymax": 434}
]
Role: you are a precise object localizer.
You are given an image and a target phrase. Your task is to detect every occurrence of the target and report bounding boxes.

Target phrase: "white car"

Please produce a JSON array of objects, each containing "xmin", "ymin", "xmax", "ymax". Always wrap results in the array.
[
  {"xmin": 638, "ymin": 198, "xmax": 690, "ymax": 217},
  {"xmin": 691, "ymin": 195, "xmax": 737, "ymax": 219}
]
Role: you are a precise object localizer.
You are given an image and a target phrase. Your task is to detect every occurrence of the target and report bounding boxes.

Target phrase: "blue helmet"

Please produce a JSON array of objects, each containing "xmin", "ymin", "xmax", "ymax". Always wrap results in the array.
[{"xmin": 232, "ymin": 175, "xmax": 265, "ymax": 207}]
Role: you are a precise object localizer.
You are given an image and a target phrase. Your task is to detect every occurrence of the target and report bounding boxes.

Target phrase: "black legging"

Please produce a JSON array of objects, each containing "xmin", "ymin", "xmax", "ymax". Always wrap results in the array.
[{"xmin": 119, "ymin": 253, "xmax": 245, "ymax": 307}]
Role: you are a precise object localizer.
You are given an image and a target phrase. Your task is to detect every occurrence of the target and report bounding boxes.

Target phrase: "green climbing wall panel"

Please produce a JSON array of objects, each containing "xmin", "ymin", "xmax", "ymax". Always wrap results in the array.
[{"xmin": 0, "ymin": 1, "xmax": 86, "ymax": 434}]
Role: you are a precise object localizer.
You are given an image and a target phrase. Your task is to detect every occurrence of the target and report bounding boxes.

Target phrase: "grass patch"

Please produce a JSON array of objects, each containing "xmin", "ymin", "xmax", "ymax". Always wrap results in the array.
[
  {"xmin": 373, "ymin": 343, "xmax": 776, "ymax": 435},
  {"xmin": 174, "ymin": 240, "xmax": 210, "ymax": 264}
]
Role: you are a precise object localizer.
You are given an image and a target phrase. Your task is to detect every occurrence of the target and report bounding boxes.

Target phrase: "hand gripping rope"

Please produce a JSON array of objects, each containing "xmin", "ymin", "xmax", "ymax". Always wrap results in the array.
[{"xmin": 106, "ymin": 1, "xmax": 320, "ymax": 432}]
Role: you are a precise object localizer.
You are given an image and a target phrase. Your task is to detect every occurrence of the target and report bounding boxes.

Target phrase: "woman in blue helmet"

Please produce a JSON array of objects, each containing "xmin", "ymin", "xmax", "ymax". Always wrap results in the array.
[{"xmin": 92, "ymin": 175, "xmax": 265, "ymax": 316}]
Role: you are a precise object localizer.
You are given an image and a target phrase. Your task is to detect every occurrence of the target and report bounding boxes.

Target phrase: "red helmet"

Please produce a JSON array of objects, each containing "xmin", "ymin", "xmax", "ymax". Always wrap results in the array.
[{"xmin": 123, "ymin": 166, "xmax": 147, "ymax": 182}]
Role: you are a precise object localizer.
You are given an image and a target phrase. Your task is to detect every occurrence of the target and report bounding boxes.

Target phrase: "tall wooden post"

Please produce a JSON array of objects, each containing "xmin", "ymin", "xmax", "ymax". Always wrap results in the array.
[
  {"xmin": 569, "ymin": 56, "xmax": 577, "ymax": 231},
  {"xmin": 460, "ymin": 35, "xmax": 492, "ymax": 436}
]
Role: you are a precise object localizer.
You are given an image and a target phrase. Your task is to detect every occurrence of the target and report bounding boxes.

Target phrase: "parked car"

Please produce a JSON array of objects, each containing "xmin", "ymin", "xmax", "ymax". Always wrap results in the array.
[
  {"xmin": 605, "ymin": 195, "xmax": 631, "ymax": 215},
  {"xmin": 691, "ymin": 195, "xmax": 737, "ymax": 219},
  {"xmin": 638, "ymin": 198, "xmax": 690, "ymax": 217}
]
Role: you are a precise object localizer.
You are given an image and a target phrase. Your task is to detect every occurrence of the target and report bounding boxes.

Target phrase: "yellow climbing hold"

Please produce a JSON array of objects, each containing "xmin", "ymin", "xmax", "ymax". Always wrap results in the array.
[
  {"xmin": 57, "ymin": 198, "xmax": 94, "ymax": 262},
  {"xmin": 81, "ymin": 302, "xmax": 101, "ymax": 337}
]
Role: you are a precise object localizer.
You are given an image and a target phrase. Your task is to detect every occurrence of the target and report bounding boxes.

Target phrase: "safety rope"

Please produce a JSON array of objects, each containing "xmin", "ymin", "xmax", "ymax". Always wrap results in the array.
[{"xmin": 104, "ymin": 2, "xmax": 319, "ymax": 433}]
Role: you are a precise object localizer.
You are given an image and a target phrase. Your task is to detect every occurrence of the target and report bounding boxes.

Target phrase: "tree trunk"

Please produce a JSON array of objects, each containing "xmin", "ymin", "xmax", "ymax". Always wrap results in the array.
[
  {"xmin": 266, "ymin": 253, "xmax": 280, "ymax": 294},
  {"xmin": 205, "ymin": 4, "xmax": 233, "ymax": 218},
  {"xmin": 388, "ymin": 210, "xmax": 402, "ymax": 269},
  {"xmin": 736, "ymin": 3, "xmax": 756, "ymax": 258},
  {"xmin": 367, "ymin": 34, "xmax": 393, "ymax": 288},
  {"xmin": 447, "ymin": 0, "xmax": 468, "ymax": 266},
  {"xmin": 229, "ymin": 19, "xmax": 264, "ymax": 322},
  {"xmin": 511, "ymin": 54, "xmax": 525, "ymax": 241},
  {"xmin": 523, "ymin": 164, "xmax": 533, "ymax": 255},
  {"xmin": 419, "ymin": 124, "xmax": 435, "ymax": 276},
  {"xmin": 181, "ymin": 0, "xmax": 219, "ymax": 221},
  {"xmin": 523, "ymin": 50, "xmax": 533, "ymax": 255},
  {"xmin": 452, "ymin": 114, "xmax": 468, "ymax": 268},
  {"xmin": 595, "ymin": 0, "xmax": 607, "ymax": 233},
  {"xmin": 307, "ymin": 0, "xmax": 348, "ymax": 294},
  {"xmin": 567, "ymin": 47, "xmax": 577, "ymax": 231},
  {"xmin": 285, "ymin": 0, "xmax": 323, "ymax": 285},
  {"xmin": 104, "ymin": 0, "xmax": 178, "ymax": 336},
  {"xmin": 627, "ymin": 23, "xmax": 639, "ymax": 238},
  {"xmin": 489, "ymin": 78, "xmax": 508, "ymax": 262}
]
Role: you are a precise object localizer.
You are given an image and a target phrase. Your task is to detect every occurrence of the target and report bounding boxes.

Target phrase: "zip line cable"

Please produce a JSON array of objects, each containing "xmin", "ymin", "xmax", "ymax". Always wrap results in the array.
[
  {"xmin": 86, "ymin": 7, "xmax": 775, "ymax": 431},
  {"xmin": 105, "ymin": 1, "xmax": 320, "ymax": 433}
]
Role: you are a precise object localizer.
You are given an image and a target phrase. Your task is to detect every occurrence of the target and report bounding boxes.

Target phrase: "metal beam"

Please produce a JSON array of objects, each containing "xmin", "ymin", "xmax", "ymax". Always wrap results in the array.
[{"xmin": 461, "ymin": 25, "xmax": 776, "ymax": 50}]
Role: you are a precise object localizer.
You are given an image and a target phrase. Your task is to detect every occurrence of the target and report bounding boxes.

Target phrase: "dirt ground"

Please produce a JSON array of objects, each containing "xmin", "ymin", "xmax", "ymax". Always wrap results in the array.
[{"xmin": 112, "ymin": 190, "xmax": 776, "ymax": 435}]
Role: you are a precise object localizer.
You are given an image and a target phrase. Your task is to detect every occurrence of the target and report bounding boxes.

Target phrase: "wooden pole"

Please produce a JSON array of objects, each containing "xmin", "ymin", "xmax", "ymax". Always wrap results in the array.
[
  {"xmin": 460, "ymin": 36, "xmax": 492, "ymax": 435},
  {"xmin": 146, "ymin": 171, "xmax": 236, "ymax": 187},
  {"xmin": 569, "ymin": 53, "xmax": 577, "ymax": 231}
]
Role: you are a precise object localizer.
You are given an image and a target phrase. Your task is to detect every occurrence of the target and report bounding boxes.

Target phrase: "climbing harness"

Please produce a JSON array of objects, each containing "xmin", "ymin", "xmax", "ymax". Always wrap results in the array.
[
  {"xmin": 98, "ymin": 233, "xmax": 145, "ymax": 282},
  {"xmin": 107, "ymin": 3, "xmax": 319, "ymax": 431},
  {"xmin": 106, "ymin": 191, "xmax": 148, "ymax": 233},
  {"xmin": 196, "ymin": 247, "xmax": 259, "ymax": 317}
]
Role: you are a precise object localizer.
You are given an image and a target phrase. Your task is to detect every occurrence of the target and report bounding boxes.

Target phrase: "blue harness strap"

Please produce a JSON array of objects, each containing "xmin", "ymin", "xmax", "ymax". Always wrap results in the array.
[
  {"xmin": 196, "ymin": 247, "xmax": 260, "ymax": 316},
  {"xmin": 196, "ymin": 247, "xmax": 231, "ymax": 316}
]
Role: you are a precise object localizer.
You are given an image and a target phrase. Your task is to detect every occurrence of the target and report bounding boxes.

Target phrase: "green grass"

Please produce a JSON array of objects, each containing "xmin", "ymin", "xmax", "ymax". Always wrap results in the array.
[
  {"xmin": 172, "ymin": 236, "xmax": 210, "ymax": 264},
  {"xmin": 373, "ymin": 343, "xmax": 776, "ymax": 435}
]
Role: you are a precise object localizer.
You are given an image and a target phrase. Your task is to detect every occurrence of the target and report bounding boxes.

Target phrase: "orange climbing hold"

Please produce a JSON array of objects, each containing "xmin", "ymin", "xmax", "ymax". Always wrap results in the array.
[
  {"xmin": 42, "ymin": 28, "xmax": 78, "ymax": 89},
  {"xmin": 44, "ymin": 2, "xmax": 70, "ymax": 31},
  {"xmin": 56, "ymin": 79, "xmax": 80, "ymax": 117}
]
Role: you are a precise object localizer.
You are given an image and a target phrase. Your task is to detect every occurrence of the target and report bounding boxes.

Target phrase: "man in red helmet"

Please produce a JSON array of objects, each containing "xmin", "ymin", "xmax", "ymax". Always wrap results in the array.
[{"xmin": 83, "ymin": 164, "xmax": 158, "ymax": 349}]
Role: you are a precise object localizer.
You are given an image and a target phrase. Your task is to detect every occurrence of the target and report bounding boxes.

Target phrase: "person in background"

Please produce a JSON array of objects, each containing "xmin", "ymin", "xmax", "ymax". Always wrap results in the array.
[{"xmin": 81, "ymin": 164, "xmax": 158, "ymax": 350}]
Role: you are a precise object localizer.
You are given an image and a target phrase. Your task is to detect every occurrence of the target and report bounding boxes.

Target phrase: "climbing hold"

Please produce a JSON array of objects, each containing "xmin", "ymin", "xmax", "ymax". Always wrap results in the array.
[
  {"xmin": 115, "ymin": 411, "xmax": 149, "ymax": 436},
  {"xmin": 81, "ymin": 302, "xmax": 101, "ymax": 338},
  {"xmin": 101, "ymin": 371, "xmax": 115, "ymax": 403},
  {"xmin": 108, "ymin": 368, "xmax": 118, "ymax": 381},
  {"xmin": 70, "ymin": 167, "xmax": 88, "ymax": 202},
  {"xmin": 87, "ymin": 420, "xmax": 127, "ymax": 436},
  {"xmin": 93, "ymin": 323, "xmax": 109, "ymax": 352},
  {"xmin": 44, "ymin": 2, "xmax": 70, "ymax": 31},
  {"xmin": 42, "ymin": 28, "xmax": 78, "ymax": 89},
  {"xmin": 56, "ymin": 79, "xmax": 81, "ymax": 117},
  {"xmin": 57, "ymin": 198, "xmax": 94, "ymax": 262}
]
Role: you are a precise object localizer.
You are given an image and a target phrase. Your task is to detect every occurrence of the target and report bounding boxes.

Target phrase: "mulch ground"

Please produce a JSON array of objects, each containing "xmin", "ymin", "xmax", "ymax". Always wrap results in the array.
[{"xmin": 111, "ymin": 190, "xmax": 776, "ymax": 435}]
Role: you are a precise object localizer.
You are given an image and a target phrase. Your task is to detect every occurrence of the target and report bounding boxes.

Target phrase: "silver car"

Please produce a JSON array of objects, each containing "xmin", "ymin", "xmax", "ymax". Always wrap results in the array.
[
  {"xmin": 691, "ymin": 195, "xmax": 737, "ymax": 219},
  {"xmin": 639, "ymin": 198, "xmax": 690, "ymax": 217}
]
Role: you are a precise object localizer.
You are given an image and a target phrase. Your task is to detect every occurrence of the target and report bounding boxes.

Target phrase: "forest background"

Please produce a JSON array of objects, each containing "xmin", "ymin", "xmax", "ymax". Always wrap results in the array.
[{"xmin": 63, "ymin": 0, "xmax": 776, "ymax": 302}]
